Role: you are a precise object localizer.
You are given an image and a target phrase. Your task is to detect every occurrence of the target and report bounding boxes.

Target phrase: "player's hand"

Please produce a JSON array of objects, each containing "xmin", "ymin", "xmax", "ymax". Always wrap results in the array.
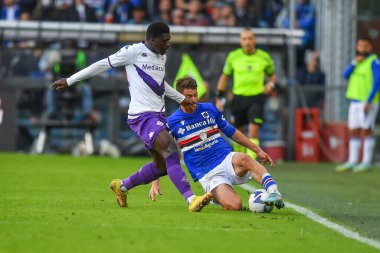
[
  {"xmin": 364, "ymin": 102, "xmax": 371, "ymax": 114},
  {"xmin": 149, "ymin": 180, "xmax": 162, "ymax": 201},
  {"xmin": 355, "ymin": 55, "xmax": 365, "ymax": 63},
  {"xmin": 51, "ymin": 78, "xmax": 69, "ymax": 92},
  {"xmin": 257, "ymin": 150, "xmax": 274, "ymax": 167},
  {"xmin": 180, "ymin": 97, "xmax": 196, "ymax": 113},
  {"xmin": 264, "ymin": 83, "xmax": 275, "ymax": 95},
  {"xmin": 215, "ymin": 98, "xmax": 225, "ymax": 112}
]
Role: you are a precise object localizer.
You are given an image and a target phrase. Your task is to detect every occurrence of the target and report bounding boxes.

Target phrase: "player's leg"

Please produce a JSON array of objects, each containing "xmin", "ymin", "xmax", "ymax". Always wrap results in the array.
[
  {"xmin": 211, "ymin": 184, "xmax": 243, "ymax": 211},
  {"xmin": 110, "ymin": 159, "xmax": 167, "ymax": 207},
  {"xmin": 353, "ymin": 103, "xmax": 379, "ymax": 172},
  {"xmin": 110, "ymin": 112, "xmax": 170, "ymax": 207},
  {"xmin": 336, "ymin": 102, "xmax": 362, "ymax": 172},
  {"xmin": 230, "ymin": 95, "xmax": 248, "ymax": 153},
  {"xmin": 152, "ymin": 129, "xmax": 212, "ymax": 211},
  {"xmin": 231, "ymin": 152, "xmax": 284, "ymax": 208},
  {"xmin": 246, "ymin": 95, "xmax": 265, "ymax": 160}
]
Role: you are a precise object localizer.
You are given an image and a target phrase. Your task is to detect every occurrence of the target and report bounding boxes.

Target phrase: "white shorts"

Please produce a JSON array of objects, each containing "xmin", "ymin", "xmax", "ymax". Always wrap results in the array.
[
  {"xmin": 198, "ymin": 152, "xmax": 252, "ymax": 193},
  {"xmin": 348, "ymin": 102, "xmax": 379, "ymax": 130}
]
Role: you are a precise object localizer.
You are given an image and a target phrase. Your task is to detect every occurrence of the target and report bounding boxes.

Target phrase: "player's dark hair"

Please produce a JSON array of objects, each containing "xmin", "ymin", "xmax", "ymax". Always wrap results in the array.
[
  {"xmin": 176, "ymin": 76, "xmax": 197, "ymax": 93},
  {"xmin": 357, "ymin": 35, "xmax": 372, "ymax": 44},
  {"xmin": 146, "ymin": 22, "xmax": 170, "ymax": 40}
]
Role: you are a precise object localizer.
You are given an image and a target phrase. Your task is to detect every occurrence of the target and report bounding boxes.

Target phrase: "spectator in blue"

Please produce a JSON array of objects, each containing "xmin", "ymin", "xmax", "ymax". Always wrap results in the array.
[
  {"xmin": 253, "ymin": 0, "xmax": 283, "ymax": 28},
  {"xmin": 276, "ymin": 0, "xmax": 315, "ymax": 67},
  {"xmin": 1, "ymin": 0, "xmax": 20, "ymax": 21}
]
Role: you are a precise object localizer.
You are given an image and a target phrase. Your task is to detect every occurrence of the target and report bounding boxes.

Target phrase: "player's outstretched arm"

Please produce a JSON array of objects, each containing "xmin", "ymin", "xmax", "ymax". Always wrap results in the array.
[
  {"xmin": 51, "ymin": 58, "xmax": 113, "ymax": 91},
  {"xmin": 231, "ymin": 130, "xmax": 274, "ymax": 167},
  {"xmin": 164, "ymin": 82, "xmax": 196, "ymax": 113}
]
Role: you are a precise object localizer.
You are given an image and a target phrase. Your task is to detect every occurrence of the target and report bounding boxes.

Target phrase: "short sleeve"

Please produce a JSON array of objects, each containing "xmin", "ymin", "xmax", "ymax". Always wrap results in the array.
[
  {"xmin": 107, "ymin": 45, "xmax": 135, "ymax": 68},
  {"xmin": 222, "ymin": 53, "xmax": 233, "ymax": 76}
]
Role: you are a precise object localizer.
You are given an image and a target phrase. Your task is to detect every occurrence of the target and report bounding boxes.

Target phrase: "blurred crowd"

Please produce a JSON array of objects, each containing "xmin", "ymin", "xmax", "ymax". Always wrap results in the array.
[{"xmin": 0, "ymin": 0, "xmax": 314, "ymax": 29}]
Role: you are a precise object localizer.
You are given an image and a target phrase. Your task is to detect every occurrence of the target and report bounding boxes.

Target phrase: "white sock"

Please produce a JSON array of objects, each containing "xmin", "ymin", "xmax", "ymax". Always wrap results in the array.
[
  {"xmin": 362, "ymin": 136, "xmax": 375, "ymax": 164},
  {"xmin": 348, "ymin": 137, "xmax": 361, "ymax": 164},
  {"xmin": 187, "ymin": 195, "xmax": 195, "ymax": 204}
]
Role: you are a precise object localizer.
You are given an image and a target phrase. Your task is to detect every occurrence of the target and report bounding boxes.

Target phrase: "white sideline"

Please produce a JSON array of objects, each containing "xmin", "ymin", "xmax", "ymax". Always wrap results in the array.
[{"xmin": 239, "ymin": 184, "xmax": 380, "ymax": 250}]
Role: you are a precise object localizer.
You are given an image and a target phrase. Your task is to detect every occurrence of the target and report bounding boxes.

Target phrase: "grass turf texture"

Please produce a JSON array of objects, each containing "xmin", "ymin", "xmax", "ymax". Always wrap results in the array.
[{"xmin": 0, "ymin": 153, "xmax": 379, "ymax": 253}]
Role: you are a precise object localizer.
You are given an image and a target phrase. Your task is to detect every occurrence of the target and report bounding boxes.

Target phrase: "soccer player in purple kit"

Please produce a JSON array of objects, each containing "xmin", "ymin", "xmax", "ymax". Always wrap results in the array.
[
  {"xmin": 150, "ymin": 76, "xmax": 285, "ymax": 211},
  {"xmin": 51, "ymin": 22, "xmax": 212, "ymax": 212}
]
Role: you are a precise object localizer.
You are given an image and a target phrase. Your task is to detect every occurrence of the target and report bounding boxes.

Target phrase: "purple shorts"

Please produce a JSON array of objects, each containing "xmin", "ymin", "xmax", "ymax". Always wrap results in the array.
[{"xmin": 127, "ymin": 112, "xmax": 168, "ymax": 149}]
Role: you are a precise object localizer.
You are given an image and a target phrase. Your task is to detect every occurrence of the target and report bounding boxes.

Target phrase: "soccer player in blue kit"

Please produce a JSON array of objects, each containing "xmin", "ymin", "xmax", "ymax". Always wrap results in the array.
[{"xmin": 149, "ymin": 76, "xmax": 284, "ymax": 210}]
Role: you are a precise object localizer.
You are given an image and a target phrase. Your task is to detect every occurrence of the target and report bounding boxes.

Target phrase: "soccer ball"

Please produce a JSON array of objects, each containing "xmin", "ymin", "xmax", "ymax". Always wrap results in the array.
[{"xmin": 248, "ymin": 189, "xmax": 274, "ymax": 213}]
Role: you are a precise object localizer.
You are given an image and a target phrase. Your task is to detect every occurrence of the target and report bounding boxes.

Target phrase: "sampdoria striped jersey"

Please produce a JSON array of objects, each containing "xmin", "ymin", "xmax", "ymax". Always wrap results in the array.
[{"xmin": 167, "ymin": 103, "xmax": 236, "ymax": 181}]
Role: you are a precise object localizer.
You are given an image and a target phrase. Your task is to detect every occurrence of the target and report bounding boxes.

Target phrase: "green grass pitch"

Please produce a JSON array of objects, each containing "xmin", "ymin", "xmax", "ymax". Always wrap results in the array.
[{"xmin": 0, "ymin": 153, "xmax": 379, "ymax": 253}]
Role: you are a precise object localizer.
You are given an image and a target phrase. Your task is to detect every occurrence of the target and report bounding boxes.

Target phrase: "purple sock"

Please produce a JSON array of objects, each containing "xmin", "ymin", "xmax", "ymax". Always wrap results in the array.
[
  {"xmin": 122, "ymin": 162, "xmax": 167, "ymax": 190},
  {"xmin": 165, "ymin": 152, "xmax": 194, "ymax": 200}
]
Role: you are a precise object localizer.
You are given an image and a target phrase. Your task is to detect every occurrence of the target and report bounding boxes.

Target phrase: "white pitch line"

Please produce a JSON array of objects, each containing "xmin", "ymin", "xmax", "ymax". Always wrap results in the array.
[{"xmin": 239, "ymin": 184, "xmax": 380, "ymax": 250}]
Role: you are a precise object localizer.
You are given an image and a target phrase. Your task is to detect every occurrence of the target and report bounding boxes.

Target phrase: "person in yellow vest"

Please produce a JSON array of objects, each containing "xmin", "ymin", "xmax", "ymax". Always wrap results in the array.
[
  {"xmin": 336, "ymin": 36, "xmax": 380, "ymax": 172},
  {"xmin": 215, "ymin": 28, "xmax": 276, "ymax": 160}
]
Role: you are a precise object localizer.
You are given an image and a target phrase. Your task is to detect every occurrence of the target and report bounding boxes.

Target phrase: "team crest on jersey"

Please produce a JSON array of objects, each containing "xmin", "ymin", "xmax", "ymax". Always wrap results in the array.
[
  {"xmin": 180, "ymin": 120, "xmax": 185, "ymax": 125},
  {"xmin": 142, "ymin": 53, "xmax": 147, "ymax": 57},
  {"xmin": 199, "ymin": 131, "xmax": 207, "ymax": 141},
  {"xmin": 201, "ymin": 111, "xmax": 209, "ymax": 119},
  {"xmin": 178, "ymin": 128, "xmax": 185, "ymax": 135},
  {"xmin": 156, "ymin": 121, "xmax": 164, "ymax": 126},
  {"xmin": 248, "ymin": 65, "xmax": 252, "ymax": 71}
]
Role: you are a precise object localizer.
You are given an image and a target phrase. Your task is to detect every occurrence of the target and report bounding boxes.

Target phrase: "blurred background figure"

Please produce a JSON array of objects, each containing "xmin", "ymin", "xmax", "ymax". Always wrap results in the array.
[
  {"xmin": 41, "ymin": 41, "xmax": 96, "ymax": 123},
  {"xmin": 1, "ymin": 0, "xmax": 20, "ymax": 21},
  {"xmin": 183, "ymin": 0, "xmax": 209, "ymax": 26},
  {"xmin": 276, "ymin": 0, "xmax": 315, "ymax": 67},
  {"xmin": 73, "ymin": 0, "xmax": 98, "ymax": 23},
  {"xmin": 297, "ymin": 51, "xmax": 325, "ymax": 108},
  {"xmin": 105, "ymin": 0, "xmax": 133, "ymax": 24},
  {"xmin": 151, "ymin": 0, "xmax": 172, "ymax": 23},
  {"xmin": 219, "ymin": 3, "xmax": 236, "ymax": 27},
  {"xmin": 233, "ymin": 0, "xmax": 255, "ymax": 27},
  {"xmin": 127, "ymin": 5, "xmax": 150, "ymax": 24},
  {"xmin": 170, "ymin": 8, "xmax": 184, "ymax": 25},
  {"xmin": 336, "ymin": 36, "xmax": 380, "ymax": 173}
]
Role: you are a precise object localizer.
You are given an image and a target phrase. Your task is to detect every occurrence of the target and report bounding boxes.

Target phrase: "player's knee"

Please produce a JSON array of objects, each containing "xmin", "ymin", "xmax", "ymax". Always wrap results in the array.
[
  {"xmin": 223, "ymin": 199, "xmax": 243, "ymax": 211},
  {"xmin": 240, "ymin": 154, "xmax": 253, "ymax": 168},
  {"xmin": 162, "ymin": 140, "xmax": 178, "ymax": 158}
]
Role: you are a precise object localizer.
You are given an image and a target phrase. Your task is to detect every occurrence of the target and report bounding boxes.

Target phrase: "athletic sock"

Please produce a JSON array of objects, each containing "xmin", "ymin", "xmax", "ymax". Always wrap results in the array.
[
  {"xmin": 261, "ymin": 173, "xmax": 278, "ymax": 193},
  {"xmin": 186, "ymin": 195, "xmax": 195, "ymax": 204},
  {"xmin": 362, "ymin": 136, "xmax": 375, "ymax": 164},
  {"xmin": 121, "ymin": 162, "xmax": 167, "ymax": 191},
  {"xmin": 246, "ymin": 138, "xmax": 259, "ymax": 160},
  {"xmin": 348, "ymin": 137, "xmax": 361, "ymax": 164},
  {"xmin": 165, "ymin": 152, "xmax": 194, "ymax": 200}
]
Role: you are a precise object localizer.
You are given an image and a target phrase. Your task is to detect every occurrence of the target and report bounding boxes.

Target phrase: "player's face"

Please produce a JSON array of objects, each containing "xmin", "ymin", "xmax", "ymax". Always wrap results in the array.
[
  {"xmin": 356, "ymin": 40, "xmax": 372, "ymax": 56},
  {"xmin": 152, "ymin": 33, "xmax": 171, "ymax": 55},
  {"xmin": 182, "ymin": 88, "xmax": 198, "ymax": 103},
  {"xmin": 240, "ymin": 30, "xmax": 256, "ymax": 53}
]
